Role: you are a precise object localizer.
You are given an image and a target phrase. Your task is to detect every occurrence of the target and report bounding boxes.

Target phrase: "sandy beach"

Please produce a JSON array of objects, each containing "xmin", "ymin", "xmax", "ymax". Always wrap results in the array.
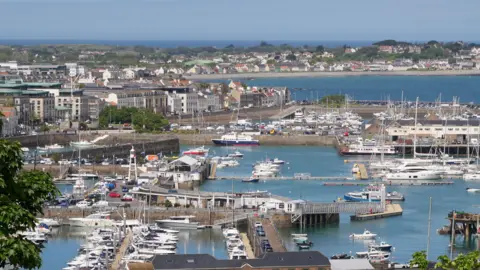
[{"xmin": 187, "ymin": 70, "xmax": 480, "ymax": 80}]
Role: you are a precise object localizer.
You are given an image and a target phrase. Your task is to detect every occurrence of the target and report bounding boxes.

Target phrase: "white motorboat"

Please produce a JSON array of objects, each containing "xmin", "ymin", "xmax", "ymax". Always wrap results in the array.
[
  {"xmin": 37, "ymin": 218, "xmax": 60, "ymax": 227},
  {"xmin": 132, "ymin": 244, "xmax": 176, "ymax": 255},
  {"xmin": 70, "ymin": 141, "xmax": 95, "ymax": 149},
  {"xmin": 385, "ymin": 168, "xmax": 441, "ymax": 181},
  {"xmin": 466, "ymin": 188, "xmax": 480, "ymax": 193},
  {"xmin": 69, "ymin": 212, "xmax": 115, "ymax": 227},
  {"xmin": 156, "ymin": 216, "xmax": 200, "ymax": 229},
  {"xmin": 228, "ymin": 151, "xmax": 244, "ymax": 158},
  {"xmin": 464, "ymin": 173, "xmax": 480, "ymax": 180},
  {"xmin": 223, "ymin": 228, "xmax": 239, "ymax": 238},
  {"xmin": 272, "ymin": 158, "xmax": 285, "ymax": 165},
  {"xmin": 229, "ymin": 247, "xmax": 247, "ymax": 260},
  {"xmin": 349, "ymin": 229, "xmax": 377, "ymax": 239},
  {"xmin": 37, "ymin": 144, "xmax": 64, "ymax": 151}
]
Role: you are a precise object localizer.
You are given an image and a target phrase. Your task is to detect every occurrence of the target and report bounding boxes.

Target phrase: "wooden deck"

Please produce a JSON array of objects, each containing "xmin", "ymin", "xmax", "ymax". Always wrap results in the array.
[{"xmin": 262, "ymin": 219, "xmax": 287, "ymax": 252}]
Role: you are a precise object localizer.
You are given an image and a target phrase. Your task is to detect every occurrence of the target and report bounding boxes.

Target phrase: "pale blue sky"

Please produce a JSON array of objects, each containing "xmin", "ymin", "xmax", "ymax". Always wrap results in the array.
[{"xmin": 1, "ymin": 0, "xmax": 479, "ymax": 41}]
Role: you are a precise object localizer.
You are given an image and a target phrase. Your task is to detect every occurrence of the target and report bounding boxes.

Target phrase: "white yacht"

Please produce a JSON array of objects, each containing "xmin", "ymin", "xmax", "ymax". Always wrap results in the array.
[
  {"xmin": 69, "ymin": 212, "xmax": 115, "ymax": 227},
  {"xmin": 349, "ymin": 229, "xmax": 377, "ymax": 239},
  {"xmin": 70, "ymin": 140, "xmax": 95, "ymax": 149},
  {"xmin": 229, "ymin": 247, "xmax": 247, "ymax": 260},
  {"xmin": 156, "ymin": 216, "xmax": 200, "ymax": 229},
  {"xmin": 223, "ymin": 228, "xmax": 240, "ymax": 238},
  {"xmin": 385, "ymin": 168, "xmax": 442, "ymax": 181},
  {"xmin": 464, "ymin": 173, "xmax": 480, "ymax": 180}
]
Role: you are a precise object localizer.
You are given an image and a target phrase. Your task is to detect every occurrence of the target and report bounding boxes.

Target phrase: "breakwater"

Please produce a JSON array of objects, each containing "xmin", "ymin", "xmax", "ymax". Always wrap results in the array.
[{"xmin": 176, "ymin": 134, "xmax": 336, "ymax": 146}]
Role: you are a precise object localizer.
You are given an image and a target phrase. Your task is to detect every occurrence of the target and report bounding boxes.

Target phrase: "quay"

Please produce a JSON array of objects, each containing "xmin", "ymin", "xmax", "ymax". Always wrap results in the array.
[
  {"xmin": 214, "ymin": 176, "xmax": 354, "ymax": 181},
  {"xmin": 323, "ymin": 181, "xmax": 454, "ymax": 186},
  {"xmin": 247, "ymin": 217, "xmax": 287, "ymax": 258},
  {"xmin": 351, "ymin": 204, "xmax": 403, "ymax": 221},
  {"xmin": 240, "ymin": 233, "xmax": 255, "ymax": 259}
]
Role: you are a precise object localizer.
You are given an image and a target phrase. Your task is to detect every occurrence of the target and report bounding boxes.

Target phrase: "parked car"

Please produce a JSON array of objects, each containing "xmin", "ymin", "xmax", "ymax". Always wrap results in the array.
[
  {"xmin": 254, "ymin": 222, "xmax": 262, "ymax": 228},
  {"xmin": 108, "ymin": 192, "xmax": 121, "ymax": 198},
  {"xmin": 121, "ymin": 194, "xmax": 134, "ymax": 201}
]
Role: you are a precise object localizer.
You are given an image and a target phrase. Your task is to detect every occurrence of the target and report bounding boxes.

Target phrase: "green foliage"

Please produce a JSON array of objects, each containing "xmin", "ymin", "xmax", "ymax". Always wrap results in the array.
[
  {"xmin": 436, "ymin": 251, "xmax": 480, "ymax": 270},
  {"xmin": 164, "ymin": 199, "xmax": 172, "ymax": 208},
  {"xmin": 320, "ymin": 94, "xmax": 345, "ymax": 107},
  {"xmin": 132, "ymin": 109, "xmax": 169, "ymax": 133},
  {"xmin": 99, "ymin": 106, "xmax": 168, "ymax": 132},
  {"xmin": 39, "ymin": 124, "xmax": 50, "ymax": 133},
  {"xmin": 410, "ymin": 251, "xmax": 429, "ymax": 270},
  {"xmin": 286, "ymin": 54, "xmax": 296, "ymax": 61},
  {"xmin": 174, "ymin": 203, "xmax": 181, "ymax": 208},
  {"xmin": 373, "ymin": 39, "xmax": 412, "ymax": 46},
  {"xmin": 0, "ymin": 140, "xmax": 60, "ymax": 269},
  {"xmin": 240, "ymin": 83, "xmax": 248, "ymax": 89},
  {"xmin": 316, "ymin": 45, "xmax": 325, "ymax": 53},
  {"xmin": 78, "ymin": 83, "xmax": 85, "ymax": 89},
  {"xmin": 79, "ymin": 122, "xmax": 88, "ymax": 131}
]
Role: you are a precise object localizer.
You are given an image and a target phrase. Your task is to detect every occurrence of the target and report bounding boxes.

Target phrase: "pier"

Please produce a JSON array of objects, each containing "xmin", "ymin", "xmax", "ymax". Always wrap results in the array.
[
  {"xmin": 214, "ymin": 176, "xmax": 354, "ymax": 181},
  {"xmin": 355, "ymin": 163, "xmax": 369, "ymax": 180},
  {"xmin": 447, "ymin": 211, "xmax": 480, "ymax": 239},
  {"xmin": 351, "ymin": 204, "xmax": 403, "ymax": 221}
]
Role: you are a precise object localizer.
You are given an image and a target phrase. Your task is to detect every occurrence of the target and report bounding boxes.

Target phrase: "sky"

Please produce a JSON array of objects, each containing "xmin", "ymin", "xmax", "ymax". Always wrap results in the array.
[{"xmin": 1, "ymin": 0, "xmax": 479, "ymax": 41}]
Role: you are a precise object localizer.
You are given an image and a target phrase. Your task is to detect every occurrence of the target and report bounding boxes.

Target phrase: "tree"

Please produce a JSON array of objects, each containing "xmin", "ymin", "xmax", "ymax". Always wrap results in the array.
[
  {"xmin": 410, "ymin": 251, "xmax": 429, "ymax": 270},
  {"xmin": 241, "ymin": 83, "xmax": 248, "ymax": 89},
  {"xmin": 199, "ymin": 82, "xmax": 210, "ymax": 90},
  {"xmin": 316, "ymin": 45, "xmax": 325, "ymax": 53},
  {"xmin": 50, "ymin": 152, "xmax": 61, "ymax": 164},
  {"xmin": 0, "ymin": 140, "xmax": 59, "ymax": 269},
  {"xmin": 39, "ymin": 124, "xmax": 50, "ymax": 134},
  {"xmin": 164, "ymin": 199, "xmax": 172, "ymax": 208},
  {"xmin": 259, "ymin": 41, "xmax": 272, "ymax": 47},
  {"xmin": 436, "ymin": 251, "xmax": 480, "ymax": 270},
  {"xmin": 286, "ymin": 54, "xmax": 296, "ymax": 61}
]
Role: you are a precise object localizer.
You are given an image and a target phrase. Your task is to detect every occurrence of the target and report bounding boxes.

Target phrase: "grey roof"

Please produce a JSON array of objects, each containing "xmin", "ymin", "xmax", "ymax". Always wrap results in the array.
[
  {"xmin": 397, "ymin": 119, "xmax": 480, "ymax": 126},
  {"xmin": 330, "ymin": 259, "xmax": 374, "ymax": 270},
  {"xmin": 151, "ymin": 252, "xmax": 330, "ymax": 270}
]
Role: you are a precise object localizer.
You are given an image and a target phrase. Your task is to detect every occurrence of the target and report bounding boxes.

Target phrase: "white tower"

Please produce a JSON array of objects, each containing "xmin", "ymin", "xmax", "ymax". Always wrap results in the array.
[{"xmin": 127, "ymin": 146, "xmax": 138, "ymax": 184}]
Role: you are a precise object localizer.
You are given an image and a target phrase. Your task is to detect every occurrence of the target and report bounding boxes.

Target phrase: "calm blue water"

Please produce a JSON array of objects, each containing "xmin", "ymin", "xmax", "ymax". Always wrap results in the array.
[
  {"xmin": 42, "ymin": 145, "xmax": 480, "ymax": 267},
  {"xmin": 0, "ymin": 39, "xmax": 374, "ymax": 48},
  {"xmin": 216, "ymin": 76, "xmax": 480, "ymax": 103},
  {"xmin": 200, "ymin": 146, "xmax": 480, "ymax": 263}
]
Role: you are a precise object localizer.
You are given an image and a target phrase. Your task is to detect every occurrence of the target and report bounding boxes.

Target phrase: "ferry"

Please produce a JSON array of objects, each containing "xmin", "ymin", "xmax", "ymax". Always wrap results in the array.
[{"xmin": 212, "ymin": 133, "xmax": 259, "ymax": 146}]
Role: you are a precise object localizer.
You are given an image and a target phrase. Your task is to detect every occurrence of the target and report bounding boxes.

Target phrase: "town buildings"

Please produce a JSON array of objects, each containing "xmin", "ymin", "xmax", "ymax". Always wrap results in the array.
[{"xmin": 106, "ymin": 90, "xmax": 167, "ymax": 114}]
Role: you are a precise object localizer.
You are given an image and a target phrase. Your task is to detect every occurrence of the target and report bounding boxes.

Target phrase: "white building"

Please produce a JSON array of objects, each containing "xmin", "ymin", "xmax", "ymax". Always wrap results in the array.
[
  {"xmin": 166, "ymin": 92, "xmax": 182, "ymax": 114},
  {"xmin": 177, "ymin": 91, "xmax": 198, "ymax": 114},
  {"xmin": 386, "ymin": 119, "xmax": 480, "ymax": 140}
]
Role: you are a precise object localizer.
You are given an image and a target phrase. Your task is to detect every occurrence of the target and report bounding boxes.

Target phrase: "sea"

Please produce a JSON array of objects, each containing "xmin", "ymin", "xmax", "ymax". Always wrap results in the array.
[
  {"xmin": 44, "ymin": 145, "xmax": 480, "ymax": 269},
  {"xmin": 0, "ymin": 39, "xmax": 373, "ymax": 48},
  {"xmin": 40, "ymin": 75, "xmax": 480, "ymax": 269},
  {"xmin": 238, "ymin": 76, "xmax": 480, "ymax": 104}
]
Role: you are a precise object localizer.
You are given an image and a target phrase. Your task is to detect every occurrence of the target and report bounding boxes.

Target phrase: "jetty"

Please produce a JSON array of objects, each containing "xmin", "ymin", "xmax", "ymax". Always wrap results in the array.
[{"xmin": 447, "ymin": 211, "xmax": 480, "ymax": 238}]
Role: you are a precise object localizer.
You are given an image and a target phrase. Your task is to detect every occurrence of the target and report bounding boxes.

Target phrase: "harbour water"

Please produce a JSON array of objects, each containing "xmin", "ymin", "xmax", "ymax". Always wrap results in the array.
[
  {"xmin": 43, "ymin": 145, "xmax": 480, "ymax": 269},
  {"xmin": 240, "ymin": 76, "xmax": 480, "ymax": 103}
]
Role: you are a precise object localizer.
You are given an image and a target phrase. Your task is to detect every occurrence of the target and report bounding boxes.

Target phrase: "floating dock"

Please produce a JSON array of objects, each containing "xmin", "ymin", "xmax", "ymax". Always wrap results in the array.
[
  {"xmin": 354, "ymin": 163, "xmax": 369, "ymax": 180},
  {"xmin": 350, "ymin": 204, "xmax": 403, "ymax": 221}
]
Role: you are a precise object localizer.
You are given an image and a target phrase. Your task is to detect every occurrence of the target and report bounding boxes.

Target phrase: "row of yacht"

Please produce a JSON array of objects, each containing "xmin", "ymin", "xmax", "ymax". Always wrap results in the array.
[
  {"xmin": 222, "ymin": 228, "xmax": 248, "ymax": 260},
  {"xmin": 347, "ymin": 229, "xmax": 394, "ymax": 263},
  {"xmin": 63, "ymin": 223, "xmax": 181, "ymax": 270},
  {"xmin": 251, "ymin": 158, "xmax": 286, "ymax": 178}
]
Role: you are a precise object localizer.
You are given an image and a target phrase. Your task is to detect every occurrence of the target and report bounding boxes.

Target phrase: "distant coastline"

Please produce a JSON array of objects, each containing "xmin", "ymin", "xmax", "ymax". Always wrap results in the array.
[{"xmin": 188, "ymin": 70, "xmax": 480, "ymax": 80}]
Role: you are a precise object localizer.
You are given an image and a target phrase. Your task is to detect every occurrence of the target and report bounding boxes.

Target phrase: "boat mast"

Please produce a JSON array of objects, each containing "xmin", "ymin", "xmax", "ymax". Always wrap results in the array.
[
  {"xmin": 426, "ymin": 197, "xmax": 432, "ymax": 260},
  {"xmin": 413, "ymin": 97, "xmax": 419, "ymax": 159}
]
